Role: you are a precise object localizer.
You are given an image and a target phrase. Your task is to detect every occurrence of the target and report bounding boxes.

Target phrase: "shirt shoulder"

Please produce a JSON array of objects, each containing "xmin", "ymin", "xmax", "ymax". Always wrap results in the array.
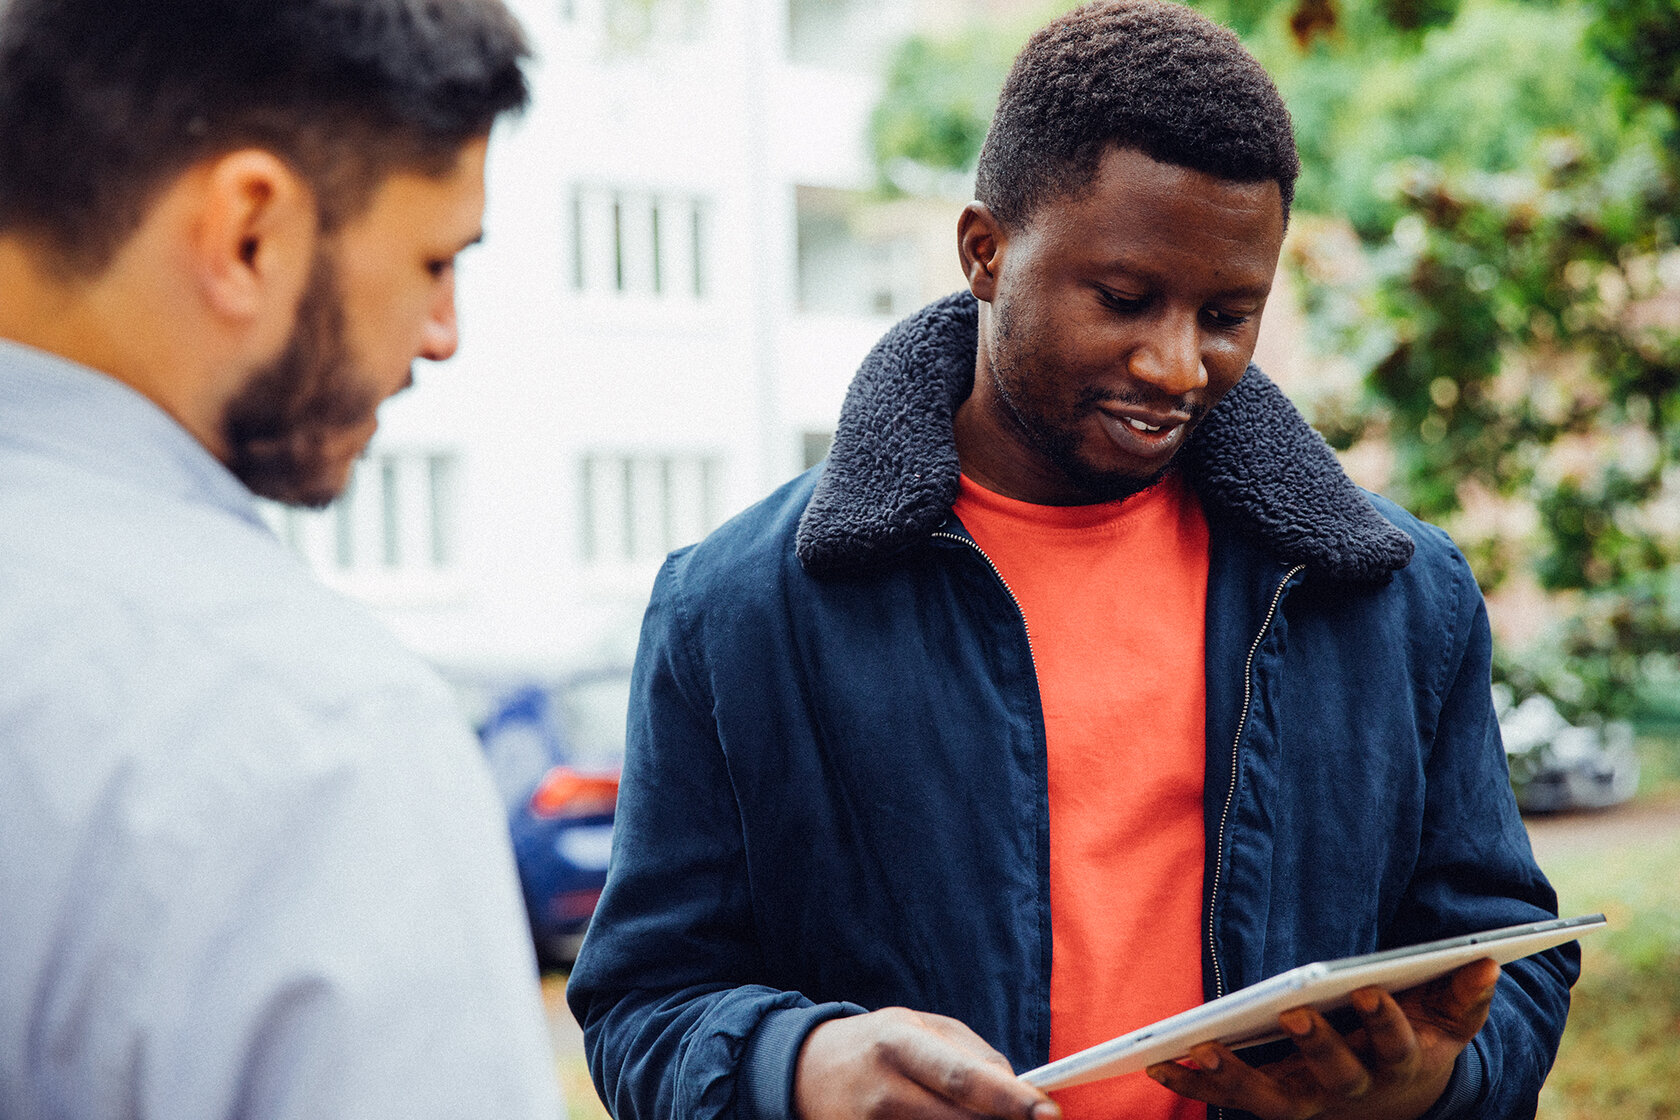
[{"xmin": 0, "ymin": 447, "xmax": 562, "ymax": 1120}]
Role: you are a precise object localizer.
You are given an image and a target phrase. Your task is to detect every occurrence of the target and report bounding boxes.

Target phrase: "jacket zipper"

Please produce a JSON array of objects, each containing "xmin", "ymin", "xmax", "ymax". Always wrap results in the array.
[
  {"xmin": 933, "ymin": 528, "xmax": 1051, "ymax": 1065},
  {"xmin": 931, "ymin": 530, "xmax": 1038, "ymax": 671},
  {"xmin": 1206, "ymin": 563, "xmax": 1306, "ymax": 997},
  {"xmin": 1206, "ymin": 563, "xmax": 1303, "ymax": 1120}
]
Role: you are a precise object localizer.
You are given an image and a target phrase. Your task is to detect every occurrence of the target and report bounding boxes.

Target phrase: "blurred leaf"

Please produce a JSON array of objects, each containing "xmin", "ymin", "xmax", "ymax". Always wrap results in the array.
[
  {"xmin": 870, "ymin": 0, "xmax": 1680, "ymax": 718},
  {"xmin": 868, "ymin": 6, "xmax": 1064, "ymax": 193}
]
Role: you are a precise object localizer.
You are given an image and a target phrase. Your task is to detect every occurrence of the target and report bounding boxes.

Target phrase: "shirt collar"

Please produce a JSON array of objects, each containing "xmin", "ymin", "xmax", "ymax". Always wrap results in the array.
[{"xmin": 0, "ymin": 338, "xmax": 271, "ymax": 532}]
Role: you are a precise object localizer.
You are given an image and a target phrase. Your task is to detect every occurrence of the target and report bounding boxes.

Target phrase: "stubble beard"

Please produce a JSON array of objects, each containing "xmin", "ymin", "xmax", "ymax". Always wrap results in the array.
[
  {"xmin": 222, "ymin": 250, "xmax": 387, "ymax": 509},
  {"xmin": 986, "ymin": 299, "xmax": 1172, "ymax": 505}
]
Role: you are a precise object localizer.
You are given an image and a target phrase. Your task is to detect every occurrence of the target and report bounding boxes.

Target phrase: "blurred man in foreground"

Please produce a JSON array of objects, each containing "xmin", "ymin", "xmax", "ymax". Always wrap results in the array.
[
  {"xmin": 0, "ymin": 1, "xmax": 563, "ymax": 1116},
  {"xmin": 569, "ymin": 3, "xmax": 1576, "ymax": 1119}
]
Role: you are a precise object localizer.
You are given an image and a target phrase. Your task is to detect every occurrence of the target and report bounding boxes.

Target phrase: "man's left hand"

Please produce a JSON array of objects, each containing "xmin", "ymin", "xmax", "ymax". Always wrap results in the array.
[{"xmin": 1146, "ymin": 957, "xmax": 1500, "ymax": 1120}]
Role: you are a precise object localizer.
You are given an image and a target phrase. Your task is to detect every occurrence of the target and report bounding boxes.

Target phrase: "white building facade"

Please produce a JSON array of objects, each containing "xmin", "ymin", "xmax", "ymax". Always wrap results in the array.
[
  {"xmin": 270, "ymin": 0, "xmax": 980, "ymax": 690},
  {"xmin": 270, "ymin": 0, "xmax": 1308, "ymax": 699}
]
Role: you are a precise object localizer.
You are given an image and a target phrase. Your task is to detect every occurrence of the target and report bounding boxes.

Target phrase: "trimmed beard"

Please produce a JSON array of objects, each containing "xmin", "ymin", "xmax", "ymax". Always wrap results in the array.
[{"xmin": 222, "ymin": 249, "xmax": 386, "ymax": 509}]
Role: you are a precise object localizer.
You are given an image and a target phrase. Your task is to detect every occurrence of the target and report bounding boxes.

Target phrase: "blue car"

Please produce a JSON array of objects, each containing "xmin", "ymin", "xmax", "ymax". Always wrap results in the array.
[{"xmin": 476, "ymin": 670, "xmax": 630, "ymax": 968}]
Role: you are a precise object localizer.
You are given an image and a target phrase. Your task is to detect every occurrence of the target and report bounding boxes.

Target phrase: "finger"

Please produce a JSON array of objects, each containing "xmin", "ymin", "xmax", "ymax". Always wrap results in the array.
[
  {"xmin": 1148, "ymin": 1044, "xmax": 1310, "ymax": 1120},
  {"xmin": 888, "ymin": 1028, "xmax": 1061, "ymax": 1120},
  {"xmin": 1348, "ymin": 986, "xmax": 1419, "ymax": 1067},
  {"xmin": 1437, "ymin": 958, "xmax": 1500, "ymax": 1043},
  {"xmin": 1405, "ymin": 958, "xmax": 1501, "ymax": 1042},
  {"xmin": 1445, "ymin": 959, "xmax": 1501, "ymax": 1026},
  {"xmin": 880, "ymin": 1076, "xmax": 1056, "ymax": 1120},
  {"xmin": 1277, "ymin": 1006, "xmax": 1373, "ymax": 1101}
]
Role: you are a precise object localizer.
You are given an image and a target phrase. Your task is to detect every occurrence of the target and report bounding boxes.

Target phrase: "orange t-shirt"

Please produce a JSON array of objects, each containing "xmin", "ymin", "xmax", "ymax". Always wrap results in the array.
[{"xmin": 952, "ymin": 472, "xmax": 1210, "ymax": 1120}]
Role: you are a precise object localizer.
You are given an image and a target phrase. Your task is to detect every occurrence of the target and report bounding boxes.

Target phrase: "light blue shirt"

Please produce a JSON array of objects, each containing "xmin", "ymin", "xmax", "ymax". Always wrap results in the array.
[{"xmin": 0, "ymin": 340, "xmax": 563, "ymax": 1120}]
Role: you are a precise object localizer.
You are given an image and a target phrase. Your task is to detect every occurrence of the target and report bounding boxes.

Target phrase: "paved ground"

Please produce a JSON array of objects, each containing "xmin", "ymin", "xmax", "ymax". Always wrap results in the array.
[{"xmin": 1524, "ymin": 786, "xmax": 1680, "ymax": 863}]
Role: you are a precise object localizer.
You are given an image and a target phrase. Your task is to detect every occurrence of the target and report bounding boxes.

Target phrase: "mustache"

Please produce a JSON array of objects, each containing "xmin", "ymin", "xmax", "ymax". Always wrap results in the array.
[{"xmin": 1076, "ymin": 386, "xmax": 1206, "ymax": 420}]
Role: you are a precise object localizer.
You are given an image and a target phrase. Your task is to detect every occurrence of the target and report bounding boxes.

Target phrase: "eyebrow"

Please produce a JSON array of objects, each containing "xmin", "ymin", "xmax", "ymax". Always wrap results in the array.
[
  {"xmin": 1093, "ymin": 269, "xmax": 1274, "ymax": 303},
  {"xmin": 1209, "ymin": 279, "xmax": 1275, "ymax": 302}
]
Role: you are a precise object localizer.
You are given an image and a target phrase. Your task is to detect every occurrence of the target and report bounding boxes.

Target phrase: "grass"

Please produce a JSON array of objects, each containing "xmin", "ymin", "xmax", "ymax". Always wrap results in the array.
[
  {"xmin": 1534, "ymin": 835, "xmax": 1680, "ymax": 1118},
  {"xmin": 1632, "ymin": 719, "xmax": 1680, "ymax": 793},
  {"xmin": 541, "ymin": 974, "xmax": 611, "ymax": 1120},
  {"xmin": 1534, "ymin": 729, "xmax": 1680, "ymax": 1120},
  {"xmin": 560, "ymin": 1052, "xmax": 610, "ymax": 1120}
]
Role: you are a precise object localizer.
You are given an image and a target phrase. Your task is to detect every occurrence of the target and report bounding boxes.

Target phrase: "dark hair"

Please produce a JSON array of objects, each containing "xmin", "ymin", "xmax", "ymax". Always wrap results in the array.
[
  {"xmin": 0, "ymin": 0, "xmax": 531, "ymax": 274},
  {"xmin": 974, "ymin": 0, "xmax": 1299, "ymax": 229}
]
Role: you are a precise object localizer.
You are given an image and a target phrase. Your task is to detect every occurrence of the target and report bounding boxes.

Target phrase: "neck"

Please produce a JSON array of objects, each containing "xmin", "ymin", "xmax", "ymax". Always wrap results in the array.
[
  {"xmin": 0, "ymin": 237, "xmax": 94, "ymax": 360},
  {"xmin": 0, "ymin": 234, "xmax": 233, "ymax": 460}
]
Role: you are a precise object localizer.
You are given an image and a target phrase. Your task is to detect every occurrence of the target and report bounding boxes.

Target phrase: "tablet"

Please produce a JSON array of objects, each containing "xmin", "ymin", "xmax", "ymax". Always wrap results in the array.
[{"xmin": 1021, "ymin": 913, "xmax": 1605, "ymax": 1092}]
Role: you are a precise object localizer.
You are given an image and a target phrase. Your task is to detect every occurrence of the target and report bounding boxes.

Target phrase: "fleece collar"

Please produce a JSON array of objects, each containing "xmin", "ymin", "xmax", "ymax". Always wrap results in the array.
[{"xmin": 794, "ymin": 292, "xmax": 1414, "ymax": 582}]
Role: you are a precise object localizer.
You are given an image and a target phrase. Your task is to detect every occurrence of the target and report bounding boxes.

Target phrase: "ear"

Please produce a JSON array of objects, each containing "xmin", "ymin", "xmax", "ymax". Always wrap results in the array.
[
  {"xmin": 190, "ymin": 150, "xmax": 316, "ymax": 324},
  {"xmin": 957, "ymin": 202, "xmax": 1005, "ymax": 303}
]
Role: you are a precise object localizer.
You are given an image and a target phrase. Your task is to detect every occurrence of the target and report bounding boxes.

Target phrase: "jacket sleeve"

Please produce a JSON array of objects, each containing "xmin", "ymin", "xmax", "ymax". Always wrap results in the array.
[
  {"xmin": 566, "ymin": 553, "xmax": 862, "ymax": 1120},
  {"xmin": 1397, "ymin": 548, "xmax": 1579, "ymax": 1120}
]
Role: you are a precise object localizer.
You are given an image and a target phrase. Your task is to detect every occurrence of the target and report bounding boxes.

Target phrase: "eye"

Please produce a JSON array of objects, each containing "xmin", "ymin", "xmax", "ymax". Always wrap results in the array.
[
  {"xmin": 1096, "ymin": 287, "xmax": 1146, "ymax": 313},
  {"xmin": 1202, "ymin": 306, "xmax": 1253, "ymax": 329}
]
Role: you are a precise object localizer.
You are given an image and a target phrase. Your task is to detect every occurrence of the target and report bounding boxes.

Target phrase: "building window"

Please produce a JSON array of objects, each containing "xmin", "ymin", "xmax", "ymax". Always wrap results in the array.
[
  {"xmin": 606, "ymin": 0, "xmax": 707, "ymax": 48},
  {"xmin": 650, "ymin": 202, "xmax": 664, "ymax": 294},
  {"xmin": 795, "ymin": 185, "xmax": 918, "ymax": 317},
  {"xmin": 262, "ymin": 449, "xmax": 460, "ymax": 578},
  {"xmin": 611, "ymin": 196, "xmax": 627, "ymax": 292},
  {"xmin": 332, "ymin": 481, "xmax": 356, "ymax": 569},
  {"xmin": 787, "ymin": 0, "xmax": 903, "ymax": 70},
  {"xmin": 579, "ymin": 451, "xmax": 722, "ymax": 564},
  {"xmin": 568, "ymin": 185, "xmax": 710, "ymax": 301},
  {"xmin": 428, "ymin": 454, "xmax": 458, "ymax": 568},
  {"xmin": 380, "ymin": 457, "xmax": 403, "ymax": 567},
  {"xmin": 691, "ymin": 202, "xmax": 708, "ymax": 298},
  {"xmin": 570, "ymin": 191, "xmax": 587, "ymax": 290},
  {"xmin": 802, "ymin": 431, "xmax": 833, "ymax": 470}
]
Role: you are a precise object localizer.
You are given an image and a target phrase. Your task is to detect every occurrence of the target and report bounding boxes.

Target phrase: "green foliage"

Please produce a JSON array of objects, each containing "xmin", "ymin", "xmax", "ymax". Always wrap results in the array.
[
  {"xmin": 1190, "ymin": 0, "xmax": 1292, "ymax": 36},
  {"xmin": 1288, "ymin": 0, "xmax": 1680, "ymax": 716},
  {"xmin": 867, "ymin": 0, "xmax": 1680, "ymax": 718},
  {"xmin": 1375, "ymin": 0, "xmax": 1460, "ymax": 30},
  {"xmin": 1256, "ymin": 0, "xmax": 1634, "ymax": 235},
  {"xmin": 1589, "ymin": 0, "xmax": 1680, "ymax": 124},
  {"xmin": 868, "ymin": 29, "xmax": 1015, "ymax": 191},
  {"xmin": 867, "ymin": 3, "xmax": 1064, "ymax": 194}
]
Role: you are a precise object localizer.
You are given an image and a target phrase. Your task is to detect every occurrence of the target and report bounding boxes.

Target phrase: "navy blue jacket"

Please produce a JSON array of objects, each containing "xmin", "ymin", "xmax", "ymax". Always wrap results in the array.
[{"xmin": 568, "ymin": 294, "xmax": 1575, "ymax": 1120}]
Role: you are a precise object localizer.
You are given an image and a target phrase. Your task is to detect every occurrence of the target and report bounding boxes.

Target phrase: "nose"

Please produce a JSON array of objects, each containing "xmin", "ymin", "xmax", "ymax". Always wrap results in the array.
[
  {"xmin": 419, "ymin": 275, "xmax": 460, "ymax": 362},
  {"xmin": 1127, "ymin": 310, "xmax": 1206, "ymax": 396}
]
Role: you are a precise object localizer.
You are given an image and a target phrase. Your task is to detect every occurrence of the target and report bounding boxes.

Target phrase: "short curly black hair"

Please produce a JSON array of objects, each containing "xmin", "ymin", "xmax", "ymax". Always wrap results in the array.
[{"xmin": 975, "ymin": 0, "xmax": 1298, "ymax": 229}]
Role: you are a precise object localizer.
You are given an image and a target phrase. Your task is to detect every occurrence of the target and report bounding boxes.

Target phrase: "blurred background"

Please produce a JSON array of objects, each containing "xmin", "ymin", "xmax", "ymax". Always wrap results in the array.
[{"xmin": 266, "ymin": 0, "xmax": 1679, "ymax": 1115}]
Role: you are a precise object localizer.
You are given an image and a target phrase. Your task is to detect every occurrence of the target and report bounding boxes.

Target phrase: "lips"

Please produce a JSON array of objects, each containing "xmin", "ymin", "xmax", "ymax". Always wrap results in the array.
[{"xmin": 1095, "ymin": 405, "xmax": 1194, "ymax": 462}]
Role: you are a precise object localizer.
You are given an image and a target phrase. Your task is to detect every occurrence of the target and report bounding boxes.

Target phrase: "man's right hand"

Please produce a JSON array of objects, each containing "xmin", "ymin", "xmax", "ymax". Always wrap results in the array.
[{"xmin": 793, "ymin": 1007, "xmax": 1063, "ymax": 1120}]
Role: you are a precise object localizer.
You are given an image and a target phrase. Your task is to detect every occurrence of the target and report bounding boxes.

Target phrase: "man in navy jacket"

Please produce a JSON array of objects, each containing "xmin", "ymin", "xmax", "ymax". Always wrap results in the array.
[{"xmin": 568, "ymin": 4, "xmax": 1575, "ymax": 1120}]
